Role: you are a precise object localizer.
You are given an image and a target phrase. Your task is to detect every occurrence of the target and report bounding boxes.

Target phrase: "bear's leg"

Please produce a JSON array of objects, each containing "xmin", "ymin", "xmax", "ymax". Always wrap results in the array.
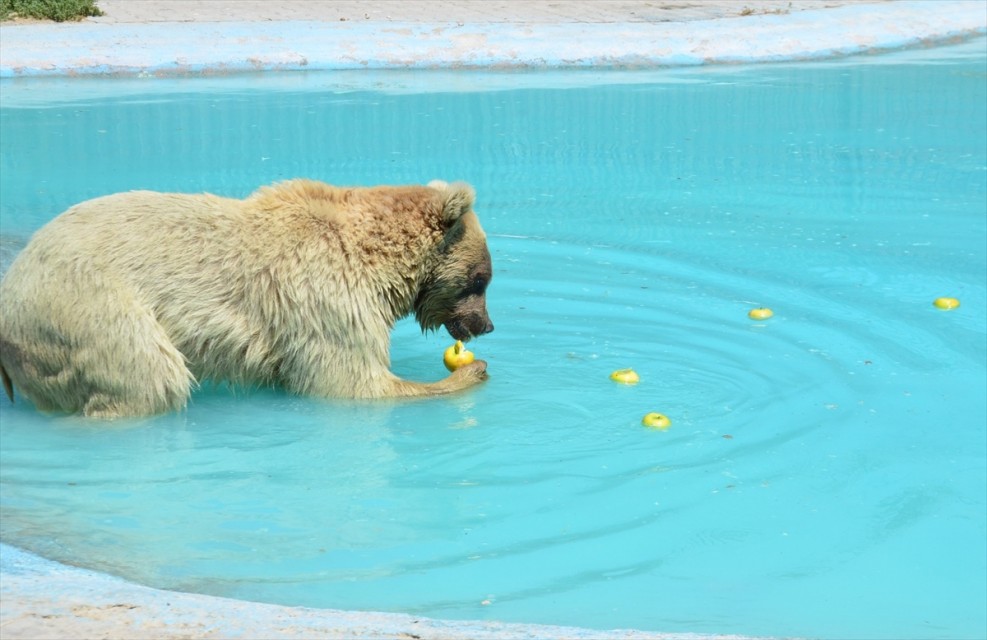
[
  {"xmin": 384, "ymin": 361, "xmax": 489, "ymax": 398},
  {"xmin": 280, "ymin": 343, "xmax": 488, "ymax": 400},
  {"xmin": 3, "ymin": 286, "xmax": 193, "ymax": 418},
  {"xmin": 76, "ymin": 302, "xmax": 193, "ymax": 418}
]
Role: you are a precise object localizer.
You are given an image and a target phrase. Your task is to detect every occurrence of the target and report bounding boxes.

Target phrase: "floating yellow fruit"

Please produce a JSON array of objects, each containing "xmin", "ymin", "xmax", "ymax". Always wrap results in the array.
[
  {"xmin": 933, "ymin": 297, "xmax": 960, "ymax": 310},
  {"xmin": 610, "ymin": 368, "xmax": 640, "ymax": 384},
  {"xmin": 642, "ymin": 412, "xmax": 671, "ymax": 430},
  {"xmin": 443, "ymin": 340, "xmax": 475, "ymax": 371},
  {"xmin": 748, "ymin": 307, "xmax": 774, "ymax": 320}
]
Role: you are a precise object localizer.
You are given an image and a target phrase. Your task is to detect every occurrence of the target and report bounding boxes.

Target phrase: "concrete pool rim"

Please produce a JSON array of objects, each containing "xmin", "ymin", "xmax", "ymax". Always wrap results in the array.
[{"xmin": 0, "ymin": 1, "xmax": 984, "ymax": 78}]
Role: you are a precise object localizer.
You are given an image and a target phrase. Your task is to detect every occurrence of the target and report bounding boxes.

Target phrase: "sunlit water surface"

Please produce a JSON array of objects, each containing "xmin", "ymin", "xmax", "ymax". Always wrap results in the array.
[{"xmin": 1, "ymin": 40, "xmax": 985, "ymax": 640}]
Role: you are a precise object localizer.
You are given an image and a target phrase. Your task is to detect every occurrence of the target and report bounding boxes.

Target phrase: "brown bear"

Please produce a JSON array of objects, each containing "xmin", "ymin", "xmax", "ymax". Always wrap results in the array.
[{"xmin": 0, "ymin": 179, "xmax": 493, "ymax": 418}]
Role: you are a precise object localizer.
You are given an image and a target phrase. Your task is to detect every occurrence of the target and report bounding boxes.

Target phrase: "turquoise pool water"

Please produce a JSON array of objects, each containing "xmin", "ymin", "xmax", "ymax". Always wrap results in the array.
[{"xmin": 1, "ymin": 40, "xmax": 985, "ymax": 639}]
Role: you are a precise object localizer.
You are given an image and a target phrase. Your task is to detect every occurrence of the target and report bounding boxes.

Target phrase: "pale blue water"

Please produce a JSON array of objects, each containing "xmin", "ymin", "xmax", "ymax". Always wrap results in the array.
[{"xmin": 1, "ymin": 41, "xmax": 985, "ymax": 639}]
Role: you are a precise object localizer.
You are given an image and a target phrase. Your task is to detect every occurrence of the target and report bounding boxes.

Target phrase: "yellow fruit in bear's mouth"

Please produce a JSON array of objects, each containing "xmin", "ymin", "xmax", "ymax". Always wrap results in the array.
[
  {"xmin": 642, "ymin": 412, "xmax": 671, "ymax": 430},
  {"xmin": 610, "ymin": 368, "xmax": 640, "ymax": 384},
  {"xmin": 933, "ymin": 297, "xmax": 960, "ymax": 310},
  {"xmin": 748, "ymin": 307, "xmax": 774, "ymax": 320},
  {"xmin": 443, "ymin": 341, "xmax": 475, "ymax": 371}
]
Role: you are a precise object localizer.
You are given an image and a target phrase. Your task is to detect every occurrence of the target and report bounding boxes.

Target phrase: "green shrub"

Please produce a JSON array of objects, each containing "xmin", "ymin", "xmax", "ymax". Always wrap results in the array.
[{"xmin": 1, "ymin": 0, "xmax": 103, "ymax": 22}]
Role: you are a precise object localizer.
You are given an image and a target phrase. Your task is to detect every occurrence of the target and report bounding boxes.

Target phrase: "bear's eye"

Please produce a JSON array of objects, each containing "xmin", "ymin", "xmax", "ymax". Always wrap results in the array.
[{"xmin": 466, "ymin": 275, "xmax": 488, "ymax": 296}]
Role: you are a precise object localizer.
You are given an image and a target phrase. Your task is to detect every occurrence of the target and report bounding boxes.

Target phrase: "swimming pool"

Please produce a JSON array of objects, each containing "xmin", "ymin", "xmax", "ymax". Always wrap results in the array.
[{"xmin": 1, "ymin": 39, "xmax": 985, "ymax": 639}]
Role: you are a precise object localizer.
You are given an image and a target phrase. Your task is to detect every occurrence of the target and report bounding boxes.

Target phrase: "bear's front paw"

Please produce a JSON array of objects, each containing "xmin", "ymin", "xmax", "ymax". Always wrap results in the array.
[{"xmin": 452, "ymin": 359, "xmax": 489, "ymax": 386}]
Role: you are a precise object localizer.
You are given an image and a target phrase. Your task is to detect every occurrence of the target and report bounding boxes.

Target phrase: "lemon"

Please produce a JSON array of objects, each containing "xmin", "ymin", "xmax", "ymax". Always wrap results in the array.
[
  {"xmin": 933, "ymin": 297, "xmax": 960, "ymax": 310},
  {"xmin": 443, "ymin": 340, "xmax": 475, "ymax": 371},
  {"xmin": 610, "ymin": 368, "xmax": 640, "ymax": 384},
  {"xmin": 748, "ymin": 307, "xmax": 774, "ymax": 320},
  {"xmin": 642, "ymin": 412, "xmax": 671, "ymax": 430}
]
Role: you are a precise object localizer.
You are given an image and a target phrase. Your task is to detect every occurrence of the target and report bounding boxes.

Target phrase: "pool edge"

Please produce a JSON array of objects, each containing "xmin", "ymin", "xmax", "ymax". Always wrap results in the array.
[
  {"xmin": 0, "ymin": 542, "xmax": 774, "ymax": 640},
  {"xmin": 0, "ymin": 1, "xmax": 985, "ymax": 78}
]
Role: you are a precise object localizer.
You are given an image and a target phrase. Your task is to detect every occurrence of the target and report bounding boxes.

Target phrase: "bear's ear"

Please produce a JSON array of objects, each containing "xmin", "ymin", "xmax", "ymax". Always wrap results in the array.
[{"xmin": 429, "ymin": 180, "xmax": 475, "ymax": 226}]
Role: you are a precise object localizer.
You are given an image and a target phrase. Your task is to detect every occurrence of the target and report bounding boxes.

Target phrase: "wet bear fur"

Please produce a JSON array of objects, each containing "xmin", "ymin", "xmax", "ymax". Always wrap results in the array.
[{"xmin": 0, "ymin": 179, "xmax": 494, "ymax": 417}]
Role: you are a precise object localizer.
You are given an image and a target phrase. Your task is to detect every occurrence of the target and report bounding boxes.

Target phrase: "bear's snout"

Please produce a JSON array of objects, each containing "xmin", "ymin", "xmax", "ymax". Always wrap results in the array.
[{"xmin": 445, "ymin": 313, "xmax": 494, "ymax": 342}]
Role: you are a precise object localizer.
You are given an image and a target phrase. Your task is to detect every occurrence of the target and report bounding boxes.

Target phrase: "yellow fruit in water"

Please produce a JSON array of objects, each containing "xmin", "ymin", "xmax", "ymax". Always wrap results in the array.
[
  {"xmin": 642, "ymin": 412, "xmax": 671, "ymax": 430},
  {"xmin": 610, "ymin": 368, "xmax": 640, "ymax": 384},
  {"xmin": 748, "ymin": 307, "xmax": 774, "ymax": 320},
  {"xmin": 933, "ymin": 297, "xmax": 960, "ymax": 310},
  {"xmin": 443, "ymin": 341, "xmax": 475, "ymax": 371}
]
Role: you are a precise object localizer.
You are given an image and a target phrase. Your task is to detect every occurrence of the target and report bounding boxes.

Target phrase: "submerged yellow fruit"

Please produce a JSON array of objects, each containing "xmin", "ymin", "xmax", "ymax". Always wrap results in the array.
[
  {"xmin": 642, "ymin": 412, "xmax": 672, "ymax": 430},
  {"xmin": 933, "ymin": 297, "xmax": 960, "ymax": 310},
  {"xmin": 443, "ymin": 341, "xmax": 475, "ymax": 371},
  {"xmin": 610, "ymin": 368, "xmax": 640, "ymax": 385},
  {"xmin": 748, "ymin": 307, "xmax": 774, "ymax": 320}
]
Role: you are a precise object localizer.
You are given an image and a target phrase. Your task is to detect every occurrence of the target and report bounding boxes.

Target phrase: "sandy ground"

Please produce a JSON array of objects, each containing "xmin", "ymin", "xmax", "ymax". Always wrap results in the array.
[
  {"xmin": 14, "ymin": 1, "xmax": 881, "ymax": 24},
  {"xmin": 2, "ymin": 1, "xmax": 985, "ymax": 76},
  {"xmin": 1, "ymin": 1, "xmax": 986, "ymax": 639}
]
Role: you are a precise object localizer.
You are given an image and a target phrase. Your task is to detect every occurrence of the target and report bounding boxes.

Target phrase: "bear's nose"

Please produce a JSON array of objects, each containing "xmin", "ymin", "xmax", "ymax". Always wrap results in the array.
[{"xmin": 482, "ymin": 320, "xmax": 494, "ymax": 335}]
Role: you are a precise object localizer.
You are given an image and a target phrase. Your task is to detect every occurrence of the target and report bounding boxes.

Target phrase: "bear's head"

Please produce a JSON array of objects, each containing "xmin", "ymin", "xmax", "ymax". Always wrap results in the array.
[{"xmin": 414, "ymin": 181, "xmax": 494, "ymax": 342}]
